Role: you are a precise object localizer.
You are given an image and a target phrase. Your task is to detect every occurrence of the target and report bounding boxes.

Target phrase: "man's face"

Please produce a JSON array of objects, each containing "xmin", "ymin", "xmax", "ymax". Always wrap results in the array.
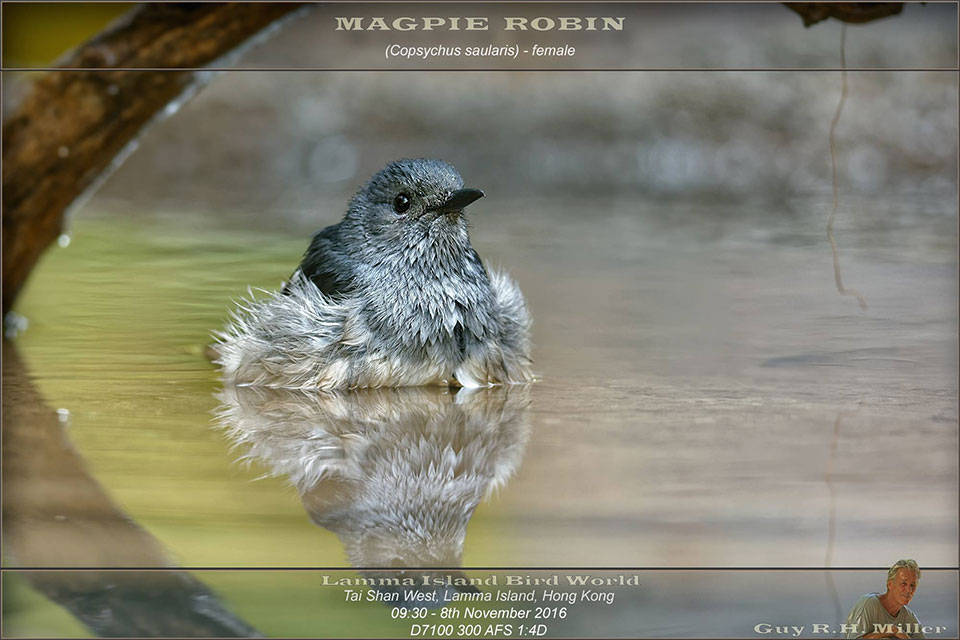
[{"xmin": 887, "ymin": 568, "xmax": 919, "ymax": 608}]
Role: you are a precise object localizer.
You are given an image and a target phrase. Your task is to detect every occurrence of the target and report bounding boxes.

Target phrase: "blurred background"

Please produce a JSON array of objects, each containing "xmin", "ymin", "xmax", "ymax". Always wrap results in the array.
[
  {"xmin": 2, "ymin": 3, "xmax": 957, "ymax": 638},
  {"xmin": 3, "ymin": 2, "xmax": 957, "ymax": 226},
  {"xmin": 58, "ymin": 68, "xmax": 960, "ymax": 229}
]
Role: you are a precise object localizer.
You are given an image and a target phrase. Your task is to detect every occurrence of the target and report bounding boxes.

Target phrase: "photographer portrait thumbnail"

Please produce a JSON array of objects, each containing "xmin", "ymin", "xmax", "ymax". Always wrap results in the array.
[{"xmin": 843, "ymin": 560, "xmax": 935, "ymax": 639}]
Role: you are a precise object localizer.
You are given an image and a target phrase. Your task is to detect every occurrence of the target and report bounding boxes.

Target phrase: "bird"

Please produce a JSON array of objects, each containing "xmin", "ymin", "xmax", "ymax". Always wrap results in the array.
[{"xmin": 214, "ymin": 158, "xmax": 533, "ymax": 390}]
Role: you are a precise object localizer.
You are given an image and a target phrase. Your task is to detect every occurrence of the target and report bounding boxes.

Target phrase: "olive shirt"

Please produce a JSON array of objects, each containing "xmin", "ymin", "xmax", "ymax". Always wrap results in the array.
[{"xmin": 844, "ymin": 593, "xmax": 925, "ymax": 639}]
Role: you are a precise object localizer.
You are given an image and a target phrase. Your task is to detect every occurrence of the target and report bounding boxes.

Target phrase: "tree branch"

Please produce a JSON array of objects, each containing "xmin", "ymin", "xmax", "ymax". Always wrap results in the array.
[
  {"xmin": 2, "ymin": 2, "xmax": 304, "ymax": 315},
  {"xmin": 784, "ymin": 3, "xmax": 904, "ymax": 27}
]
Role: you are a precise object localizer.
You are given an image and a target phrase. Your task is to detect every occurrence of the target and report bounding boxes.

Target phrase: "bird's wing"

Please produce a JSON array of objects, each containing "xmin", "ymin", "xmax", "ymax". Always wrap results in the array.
[{"xmin": 285, "ymin": 224, "xmax": 354, "ymax": 297}]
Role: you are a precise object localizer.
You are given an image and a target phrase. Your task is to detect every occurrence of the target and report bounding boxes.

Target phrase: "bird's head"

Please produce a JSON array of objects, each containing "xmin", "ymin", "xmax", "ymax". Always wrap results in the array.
[{"xmin": 343, "ymin": 158, "xmax": 484, "ymax": 251}]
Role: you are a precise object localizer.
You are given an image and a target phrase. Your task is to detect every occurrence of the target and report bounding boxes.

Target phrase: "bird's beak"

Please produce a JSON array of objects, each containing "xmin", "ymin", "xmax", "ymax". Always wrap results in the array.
[{"xmin": 431, "ymin": 188, "xmax": 484, "ymax": 214}]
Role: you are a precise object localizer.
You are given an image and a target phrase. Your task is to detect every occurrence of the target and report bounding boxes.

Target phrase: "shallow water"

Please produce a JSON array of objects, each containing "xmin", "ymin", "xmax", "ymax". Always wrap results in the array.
[{"xmin": 3, "ymin": 195, "xmax": 957, "ymax": 636}]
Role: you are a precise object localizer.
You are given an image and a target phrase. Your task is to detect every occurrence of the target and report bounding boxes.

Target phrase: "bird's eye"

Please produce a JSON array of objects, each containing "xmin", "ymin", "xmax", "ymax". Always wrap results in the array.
[{"xmin": 393, "ymin": 193, "xmax": 411, "ymax": 214}]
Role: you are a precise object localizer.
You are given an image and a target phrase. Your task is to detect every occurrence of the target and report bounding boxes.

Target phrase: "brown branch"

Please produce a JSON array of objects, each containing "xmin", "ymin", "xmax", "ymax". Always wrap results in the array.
[
  {"xmin": 784, "ymin": 3, "xmax": 904, "ymax": 27},
  {"xmin": 2, "ymin": 2, "xmax": 304, "ymax": 316}
]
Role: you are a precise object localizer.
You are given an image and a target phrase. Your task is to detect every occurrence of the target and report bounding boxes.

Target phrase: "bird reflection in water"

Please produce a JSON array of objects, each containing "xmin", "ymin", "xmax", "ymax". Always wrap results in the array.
[{"xmin": 215, "ymin": 384, "xmax": 531, "ymax": 606}]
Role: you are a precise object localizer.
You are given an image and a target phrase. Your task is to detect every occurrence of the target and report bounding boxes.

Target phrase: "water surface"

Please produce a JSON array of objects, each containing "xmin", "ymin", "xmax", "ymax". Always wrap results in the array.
[{"xmin": 3, "ymin": 195, "xmax": 956, "ymax": 636}]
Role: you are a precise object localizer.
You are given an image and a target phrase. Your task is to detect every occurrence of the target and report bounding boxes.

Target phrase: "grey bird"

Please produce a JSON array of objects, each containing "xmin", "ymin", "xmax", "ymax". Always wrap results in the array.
[{"xmin": 215, "ymin": 158, "xmax": 533, "ymax": 389}]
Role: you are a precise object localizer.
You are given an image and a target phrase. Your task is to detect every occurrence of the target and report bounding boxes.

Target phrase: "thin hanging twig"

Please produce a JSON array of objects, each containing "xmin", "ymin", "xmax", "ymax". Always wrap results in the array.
[{"xmin": 826, "ymin": 24, "xmax": 868, "ymax": 311}]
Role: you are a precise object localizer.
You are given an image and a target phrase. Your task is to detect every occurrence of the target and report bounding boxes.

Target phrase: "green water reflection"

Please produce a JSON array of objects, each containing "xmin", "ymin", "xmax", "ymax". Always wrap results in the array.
[{"xmin": 4, "ymin": 215, "xmax": 515, "ymax": 636}]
